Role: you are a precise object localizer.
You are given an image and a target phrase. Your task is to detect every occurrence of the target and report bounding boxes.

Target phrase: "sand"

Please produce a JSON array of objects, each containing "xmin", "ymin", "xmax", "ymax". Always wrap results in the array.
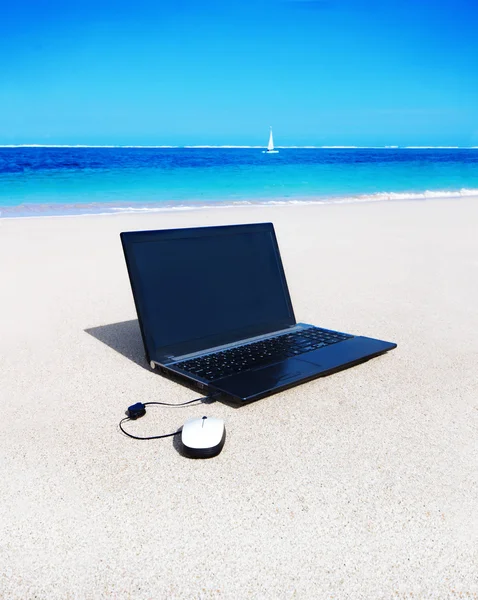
[{"xmin": 1, "ymin": 198, "xmax": 477, "ymax": 599}]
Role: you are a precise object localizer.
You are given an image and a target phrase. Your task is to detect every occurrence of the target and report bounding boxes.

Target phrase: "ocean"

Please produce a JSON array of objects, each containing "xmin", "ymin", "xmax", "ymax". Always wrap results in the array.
[{"xmin": 1, "ymin": 146, "xmax": 477, "ymax": 217}]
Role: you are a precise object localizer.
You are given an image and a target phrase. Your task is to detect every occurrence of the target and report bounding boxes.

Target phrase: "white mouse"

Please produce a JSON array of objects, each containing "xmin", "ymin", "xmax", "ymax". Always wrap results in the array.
[{"xmin": 180, "ymin": 416, "xmax": 226, "ymax": 458}]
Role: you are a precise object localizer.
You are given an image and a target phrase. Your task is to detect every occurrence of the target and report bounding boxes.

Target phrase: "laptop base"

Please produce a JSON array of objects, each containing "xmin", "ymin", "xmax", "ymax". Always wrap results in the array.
[{"xmin": 154, "ymin": 335, "xmax": 395, "ymax": 405}]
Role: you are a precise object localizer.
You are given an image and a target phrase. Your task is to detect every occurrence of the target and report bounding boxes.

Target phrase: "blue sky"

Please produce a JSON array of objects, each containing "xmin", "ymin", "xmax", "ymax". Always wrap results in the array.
[{"xmin": 1, "ymin": 0, "xmax": 477, "ymax": 146}]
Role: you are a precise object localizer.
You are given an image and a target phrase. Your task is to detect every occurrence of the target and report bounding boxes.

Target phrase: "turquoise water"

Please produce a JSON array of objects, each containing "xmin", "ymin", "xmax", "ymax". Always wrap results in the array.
[{"xmin": 1, "ymin": 147, "xmax": 477, "ymax": 217}]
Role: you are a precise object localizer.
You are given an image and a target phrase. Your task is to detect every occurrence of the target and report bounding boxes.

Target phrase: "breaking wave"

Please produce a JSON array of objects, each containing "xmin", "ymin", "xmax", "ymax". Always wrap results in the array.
[{"xmin": 3, "ymin": 188, "xmax": 477, "ymax": 218}]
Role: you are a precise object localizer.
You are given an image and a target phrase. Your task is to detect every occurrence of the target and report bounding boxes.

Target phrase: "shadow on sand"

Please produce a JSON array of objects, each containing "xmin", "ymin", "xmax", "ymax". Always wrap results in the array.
[
  {"xmin": 85, "ymin": 319, "xmax": 149, "ymax": 370},
  {"xmin": 86, "ymin": 320, "xmax": 228, "ymax": 454},
  {"xmin": 84, "ymin": 319, "xmax": 240, "ymax": 410}
]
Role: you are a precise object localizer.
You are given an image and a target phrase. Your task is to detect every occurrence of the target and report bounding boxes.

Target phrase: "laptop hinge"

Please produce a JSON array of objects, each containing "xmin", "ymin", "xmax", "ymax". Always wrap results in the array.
[{"xmin": 158, "ymin": 323, "xmax": 311, "ymax": 365}]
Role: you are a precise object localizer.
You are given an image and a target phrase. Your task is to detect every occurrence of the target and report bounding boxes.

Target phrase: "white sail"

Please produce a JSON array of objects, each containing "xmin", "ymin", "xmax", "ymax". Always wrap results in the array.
[{"xmin": 263, "ymin": 126, "xmax": 279, "ymax": 153}]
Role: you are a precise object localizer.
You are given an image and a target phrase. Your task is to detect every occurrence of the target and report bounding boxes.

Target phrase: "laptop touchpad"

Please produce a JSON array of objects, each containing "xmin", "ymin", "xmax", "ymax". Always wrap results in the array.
[{"xmin": 211, "ymin": 358, "xmax": 322, "ymax": 400}]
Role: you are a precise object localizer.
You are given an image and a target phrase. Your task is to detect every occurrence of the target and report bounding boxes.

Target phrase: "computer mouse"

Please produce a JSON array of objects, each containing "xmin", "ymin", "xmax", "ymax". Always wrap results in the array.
[{"xmin": 180, "ymin": 416, "xmax": 226, "ymax": 458}]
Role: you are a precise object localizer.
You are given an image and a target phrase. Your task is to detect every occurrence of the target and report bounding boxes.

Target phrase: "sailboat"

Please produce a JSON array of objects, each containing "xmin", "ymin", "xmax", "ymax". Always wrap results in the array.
[{"xmin": 262, "ymin": 126, "xmax": 279, "ymax": 153}]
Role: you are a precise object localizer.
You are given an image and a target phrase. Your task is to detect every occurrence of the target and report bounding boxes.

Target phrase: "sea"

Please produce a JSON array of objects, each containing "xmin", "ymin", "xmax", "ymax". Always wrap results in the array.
[{"xmin": 1, "ymin": 146, "xmax": 478, "ymax": 218}]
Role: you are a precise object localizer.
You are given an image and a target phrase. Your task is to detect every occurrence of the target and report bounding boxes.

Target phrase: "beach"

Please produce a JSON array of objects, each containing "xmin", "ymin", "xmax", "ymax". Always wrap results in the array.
[{"xmin": 1, "ymin": 197, "xmax": 477, "ymax": 598}]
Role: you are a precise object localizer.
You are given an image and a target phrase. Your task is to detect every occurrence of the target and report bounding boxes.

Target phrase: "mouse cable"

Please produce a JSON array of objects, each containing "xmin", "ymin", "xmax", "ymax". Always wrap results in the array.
[
  {"xmin": 119, "ymin": 394, "xmax": 218, "ymax": 441},
  {"xmin": 119, "ymin": 417, "xmax": 181, "ymax": 441}
]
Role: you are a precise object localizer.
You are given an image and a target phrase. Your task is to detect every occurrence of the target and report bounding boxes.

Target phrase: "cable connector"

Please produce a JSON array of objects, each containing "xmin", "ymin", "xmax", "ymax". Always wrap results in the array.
[{"xmin": 127, "ymin": 402, "xmax": 146, "ymax": 420}]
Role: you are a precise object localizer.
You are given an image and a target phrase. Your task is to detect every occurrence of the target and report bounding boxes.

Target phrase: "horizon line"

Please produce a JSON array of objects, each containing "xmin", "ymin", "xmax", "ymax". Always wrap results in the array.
[{"xmin": 1, "ymin": 144, "xmax": 477, "ymax": 150}]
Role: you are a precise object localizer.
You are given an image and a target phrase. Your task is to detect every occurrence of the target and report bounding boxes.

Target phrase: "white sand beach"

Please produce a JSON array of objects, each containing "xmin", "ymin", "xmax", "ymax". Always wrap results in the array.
[{"xmin": 1, "ymin": 197, "xmax": 477, "ymax": 599}]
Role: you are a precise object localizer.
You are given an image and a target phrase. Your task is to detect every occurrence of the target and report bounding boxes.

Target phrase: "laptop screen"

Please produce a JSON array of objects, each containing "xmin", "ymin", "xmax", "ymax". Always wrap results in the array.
[{"xmin": 121, "ymin": 223, "xmax": 296, "ymax": 361}]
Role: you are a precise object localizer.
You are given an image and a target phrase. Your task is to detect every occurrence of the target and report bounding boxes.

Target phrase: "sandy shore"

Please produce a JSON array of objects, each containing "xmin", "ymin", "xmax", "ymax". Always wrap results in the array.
[{"xmin": 1, "ymin": 198, "xmax": 477, "ymax": 599}]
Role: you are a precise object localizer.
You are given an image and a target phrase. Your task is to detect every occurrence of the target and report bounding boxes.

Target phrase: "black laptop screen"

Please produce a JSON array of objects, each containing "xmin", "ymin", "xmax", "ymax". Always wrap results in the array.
[{"xmin": 121, "ymin": 223, "xmax": 296, "ymax": 360}]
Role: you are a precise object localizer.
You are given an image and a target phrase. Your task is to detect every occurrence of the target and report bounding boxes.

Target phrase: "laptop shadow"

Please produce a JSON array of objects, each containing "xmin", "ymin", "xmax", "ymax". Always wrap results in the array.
[
  {"xmin": 84, "ymin": 320, "xmax": 240, "ymax": 408},
  {"xmin": 85, "ymin": 319, "xmax": 149, "ymax": 370}
]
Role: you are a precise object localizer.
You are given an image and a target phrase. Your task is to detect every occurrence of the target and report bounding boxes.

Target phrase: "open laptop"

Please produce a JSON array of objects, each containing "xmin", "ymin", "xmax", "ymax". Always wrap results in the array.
[{"xmin": 120, "ymin": 222, "xmax": 396, "ymax": 404}]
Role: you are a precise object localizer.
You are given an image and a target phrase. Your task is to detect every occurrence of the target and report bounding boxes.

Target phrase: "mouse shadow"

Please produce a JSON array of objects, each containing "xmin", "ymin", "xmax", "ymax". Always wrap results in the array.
[
  {"xmin": 172, "ymin": 430, "xmax": 189, "ymax": 457},
  {"xmin": 85, "ymin": 320, "xmax": 241, "ymax": 408}
]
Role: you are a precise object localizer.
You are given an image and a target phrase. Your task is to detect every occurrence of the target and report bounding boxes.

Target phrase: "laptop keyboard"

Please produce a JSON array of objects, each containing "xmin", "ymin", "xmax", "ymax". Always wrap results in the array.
[{"xmin": 174, "ymin": 327, "xmax": 354, "ymax": 381}]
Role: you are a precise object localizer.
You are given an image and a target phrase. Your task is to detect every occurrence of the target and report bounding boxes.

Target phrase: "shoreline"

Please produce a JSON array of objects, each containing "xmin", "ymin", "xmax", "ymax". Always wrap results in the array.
[{"xmin": 1, "ymin": 188, "xmax": 477, "ymax": 219}]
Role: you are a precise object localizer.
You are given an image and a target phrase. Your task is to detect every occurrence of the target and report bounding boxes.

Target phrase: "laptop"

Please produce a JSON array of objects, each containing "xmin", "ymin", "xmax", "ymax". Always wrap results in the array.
[{"xmin": 120, "ymin": 222, "xmax": 396, "ymax": 404}]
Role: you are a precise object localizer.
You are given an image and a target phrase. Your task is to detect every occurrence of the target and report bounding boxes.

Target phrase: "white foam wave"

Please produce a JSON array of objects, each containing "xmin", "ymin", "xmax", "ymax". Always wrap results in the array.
[
  {"xmin": 0, "ymin": 144, "xmax": 182, "ymax": 148},
  {"xmin": 320, "ymin": 145, "xmax": 358, "ymax": 149},
  {"xmin": 2, "ymin": 187, "xmax": 477, "ymax": 219},
  {"xmin": 404, "ymin": 146, "xmax": 461, "ymax": 149},
  {"xmin": 353, "ymin": 188, "xmax": 478, "ymax": 200},
  {"xmin": 103, "ymin": 188, "xmax": 478, "ymax": 214}
]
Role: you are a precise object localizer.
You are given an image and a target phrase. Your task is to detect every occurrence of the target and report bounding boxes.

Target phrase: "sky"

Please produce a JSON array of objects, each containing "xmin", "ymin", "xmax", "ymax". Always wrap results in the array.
[{"xmin": 1, "ymin": 0, "xmax": 477, "ymax": 146}]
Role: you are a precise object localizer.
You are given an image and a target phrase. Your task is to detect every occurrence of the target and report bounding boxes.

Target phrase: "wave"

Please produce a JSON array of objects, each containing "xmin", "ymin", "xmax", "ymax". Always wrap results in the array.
[
  {"xmin": 3, "ymin": 188, "xmax": 476, "ymax": 219},
  {"xmin": 331, "ymin": 188, "xmax": 478, "ymax": 202},
  {"xmin": 83, "ymin": 188, "xmax": 478, "ymax": 211},
  {"xmin": 0, "ymin": 144, "xmax": 182, "ymax": 149},
  {"xmin": 404, "ymin": 146, "xmax": 461, "ymax": 149}
]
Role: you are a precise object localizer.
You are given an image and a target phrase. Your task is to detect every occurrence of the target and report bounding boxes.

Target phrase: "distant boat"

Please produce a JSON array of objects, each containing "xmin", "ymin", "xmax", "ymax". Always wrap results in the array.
[{"xmin": 262, "ymin": 127, "xmax": 279, "ymax": 154}]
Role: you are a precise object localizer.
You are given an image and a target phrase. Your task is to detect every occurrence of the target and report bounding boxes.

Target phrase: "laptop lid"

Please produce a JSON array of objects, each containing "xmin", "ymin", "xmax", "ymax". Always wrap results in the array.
[{"xmin": 120, "ymin": 223, "xmax": 296, "ymax": 363}]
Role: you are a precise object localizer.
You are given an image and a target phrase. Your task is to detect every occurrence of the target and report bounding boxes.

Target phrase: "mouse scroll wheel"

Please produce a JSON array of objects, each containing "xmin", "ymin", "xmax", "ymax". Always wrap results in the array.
[{"xmin": 202, "ymin": 416, "xmax": 207, "ymax": 427}]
